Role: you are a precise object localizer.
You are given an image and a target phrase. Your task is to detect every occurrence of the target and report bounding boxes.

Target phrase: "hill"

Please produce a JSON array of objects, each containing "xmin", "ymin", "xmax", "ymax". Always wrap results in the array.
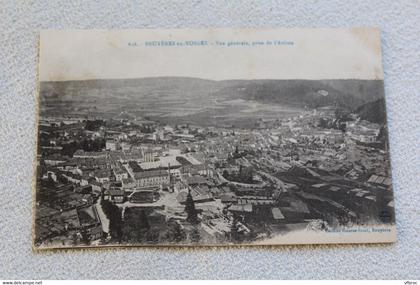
[
  {"xmin": 39, "ymin": 77, "xmax": 385, "ymax": 124},
  {"xmin": 356, "ymin": 98, "xmax": 387, "ymax": 124},
  {"xmin": 212, "ymin": 79, "xmax": 384, "ymax": 110}
]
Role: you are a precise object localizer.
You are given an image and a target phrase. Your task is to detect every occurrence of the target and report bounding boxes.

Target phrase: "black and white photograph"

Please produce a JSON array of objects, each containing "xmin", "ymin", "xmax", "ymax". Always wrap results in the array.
[{"xmin": 34, "ymin": 28, "xmax": 396, "ymax": 248}]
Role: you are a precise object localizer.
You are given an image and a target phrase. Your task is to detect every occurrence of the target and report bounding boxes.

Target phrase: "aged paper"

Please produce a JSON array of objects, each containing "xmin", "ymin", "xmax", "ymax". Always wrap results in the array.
[{"xmin": 34, "ymin": 28, "xmax": 395, "ymax": 249}]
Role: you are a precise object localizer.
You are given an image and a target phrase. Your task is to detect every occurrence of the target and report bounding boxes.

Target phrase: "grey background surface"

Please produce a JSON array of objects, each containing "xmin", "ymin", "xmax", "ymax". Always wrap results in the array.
[{"xmin": 0, "ymin": 0, "xmax": 419, "ymax": 279}]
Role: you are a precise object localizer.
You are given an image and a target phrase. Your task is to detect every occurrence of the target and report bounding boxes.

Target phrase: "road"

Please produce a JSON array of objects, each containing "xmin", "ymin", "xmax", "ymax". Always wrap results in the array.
[{"xmin": 95, "ymin": 198, "xmax": 110, "ymax": 234}]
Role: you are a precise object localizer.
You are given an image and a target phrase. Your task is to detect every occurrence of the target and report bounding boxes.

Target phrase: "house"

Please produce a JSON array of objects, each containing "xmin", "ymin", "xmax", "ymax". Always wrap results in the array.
[
  {"xmin": 104, "ymin": 189, "xmax": 125, "ymax": 203},
  {"xmin": 121, "ymin": 177, "xmax": 136, "ymax": 191},
  {"xmin": 44, "ymin": 154, "xmax": 68, "ymax": 166},
  {"xmin": 42, "ymin": 170, "xmax": 58, "ymax": 182},
  {"xmin": 271, "ymin": 207, "xmax": 286, "ymax": 222},
  {"xmin": 62, "ymin": 172, "xmax": 82, "ymax": 184},
  {"xmin": 220, "ymin": 193, "xmax": 237, "ymax": 203},
  {"xmin": 173, "ymin": 180, "xmax": 189, "ymax": 193},
  {"xmin": 113, "ymin": 166, "xmax": 128, "ymax": 181},
  {"xmin": 93, "ymin": 169, "xmax": 111, "ymax": 184},
  {"xmin": 80, "ymin": 174, "xmax": 91, "ymax": 186},
  {"xmin": 90, "ymin": 181, "xmax": 102, "ymax": 195},
  {"xmin": 367, "ymin": 174, "xmax": 392, "ymax": 187}
]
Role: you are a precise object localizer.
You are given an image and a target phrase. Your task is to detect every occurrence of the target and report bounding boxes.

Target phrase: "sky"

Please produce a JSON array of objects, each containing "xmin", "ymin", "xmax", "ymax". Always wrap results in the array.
[{"xmin": 39, "ymin": 28, "xmax": 383, "ymax": 82}]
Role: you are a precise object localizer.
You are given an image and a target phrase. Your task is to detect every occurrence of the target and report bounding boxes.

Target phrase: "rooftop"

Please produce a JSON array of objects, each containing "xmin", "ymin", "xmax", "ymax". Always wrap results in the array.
[{"xmin": 134, "ymin": 169, "xmax": 169, "ymax": 179}]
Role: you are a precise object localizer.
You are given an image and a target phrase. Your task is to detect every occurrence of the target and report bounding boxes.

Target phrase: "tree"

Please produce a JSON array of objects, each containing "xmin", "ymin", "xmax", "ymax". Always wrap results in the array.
[
  {"xmin": 71, "ymin": 232, "xmax": 79, "ymax": 246},
  {"xmin": 101, "ymin": 199, "xmax": 122, "ymax": 242},
  {"xmin": 80, "ymin": 228, "xmax": 91, "ymax": 245},
  {"xmin": 240, "ymin": 166, "xmax": 254, "ymax": 183},
  {"xmin": 185, "ymin": 190, "xmax": 198, "ymax": 224},
  {"xmin": 377, "ymin": 125, "xmax": 389, "ymax": 150},
  {"xmin": 120, "ymin": 208, "xmax": 154, "ymax": 243},
  {"xmin": 138, "ymin": 210, "xmax": 150, "ymax": 231},
  {"xmin": 61, "ymin": 141, "xmax": 80, "ymax": 157},
  {"xmin": 163, "ymin": 219, "xmax": 186, "ymax": 243},
  {"xmin": 190, "ymin": 226, "xmax": 200, "ymax": 243},
  {"xmin": 230, "ymin": 218, "xmax": 240, "ymax": 242},
  {"xmin": 84, "ymin": 119, "xmax": 104, "ymax": 131},
  {"xmin": 134, "ymin": 210, "xmax": 151, "ymax": 242},
  {"xmin": 145, "ymin": 229, "xmax": 160, "ymax": 243},
  {"xmin": 120, "ymin": 208, "xmax": 137, "ymax": 243},
  {"xmin": 222, "ymin": 170, "xmax": 229, "ymax": 179}
]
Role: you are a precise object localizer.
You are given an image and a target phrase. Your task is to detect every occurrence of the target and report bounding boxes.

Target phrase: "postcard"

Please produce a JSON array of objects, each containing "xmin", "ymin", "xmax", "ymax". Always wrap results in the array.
[{"xmin": 34, "ymin": 28, "xmax": 396, "ymax": 249}]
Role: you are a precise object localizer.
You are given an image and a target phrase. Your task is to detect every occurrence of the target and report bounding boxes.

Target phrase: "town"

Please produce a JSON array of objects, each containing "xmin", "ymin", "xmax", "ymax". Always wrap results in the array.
[{"xmin": 34, "ymin": 105, "xmax": 394, "ymax": 247}]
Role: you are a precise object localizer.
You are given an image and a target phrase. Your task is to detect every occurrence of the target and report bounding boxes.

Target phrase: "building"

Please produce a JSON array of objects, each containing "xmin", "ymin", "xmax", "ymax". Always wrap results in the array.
[
  {"xmin": 349, "ymin": 129, "xmax": 378, "ymax": 143},
  {"xmin": 44, "ymin": 154, "xmax": 67, "ymax": 166},
  {"xmin": 142, "ymin": 148, "xmax": 159, "ymax": 162},
  {"xmin": 113, "ymin": 166, "xmax": 128, "ymax": 181},
  {"xmin": 62, "ymin": 172, "xmax": 82, "ymax": 184},
  {"xmin": 133, "ymin": 169, "xmax": 170, "ymax": 188},
  {"xmin": 173, "ymin": 180, "xmax": 189, "ymax": 193},
  {"xmin": 73, "ymin": 150, "xmax": 107, "ymax": 159},
  {"xmin": 271, "ymin": 207, "xmax": 286, "ymax": 222},
  {"xmin": 121, "ymin": 177, "xmax": 136, "ymax": 191},
  {"xmin": 90, "ymin": 181, "xmax": 102, "ymax": 195},
  {"xmin": 176, "ymin": 188, "xmax": 213, "ymax": 204},
  {"xmin": 367, "ymin": 174, "xmax": 392, "ymax": 188},
  {"xmin": 106, "ymin": 139, "xmax": 118, "ymax": 151},
  {"xmin": 93, "ymin": 169, "xmax": 111, "ymax": 184},
  {"xmin": 182, "ymin": 163, "xmax": 213, "ymax": 177},
  {"xmin": 347, "ymin": 120, "xmax": 380, "ymax": 143},
  {"xmin": 220, "ymin": 193, "xmax": 237, "ymax": 203},
  {"xmin": 120, "ymin": 142, "xmax": 131, "ymax": 151},
  {"xmin": 139, "ymin": 156, "xmax": 182, "ymax": 174}
]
